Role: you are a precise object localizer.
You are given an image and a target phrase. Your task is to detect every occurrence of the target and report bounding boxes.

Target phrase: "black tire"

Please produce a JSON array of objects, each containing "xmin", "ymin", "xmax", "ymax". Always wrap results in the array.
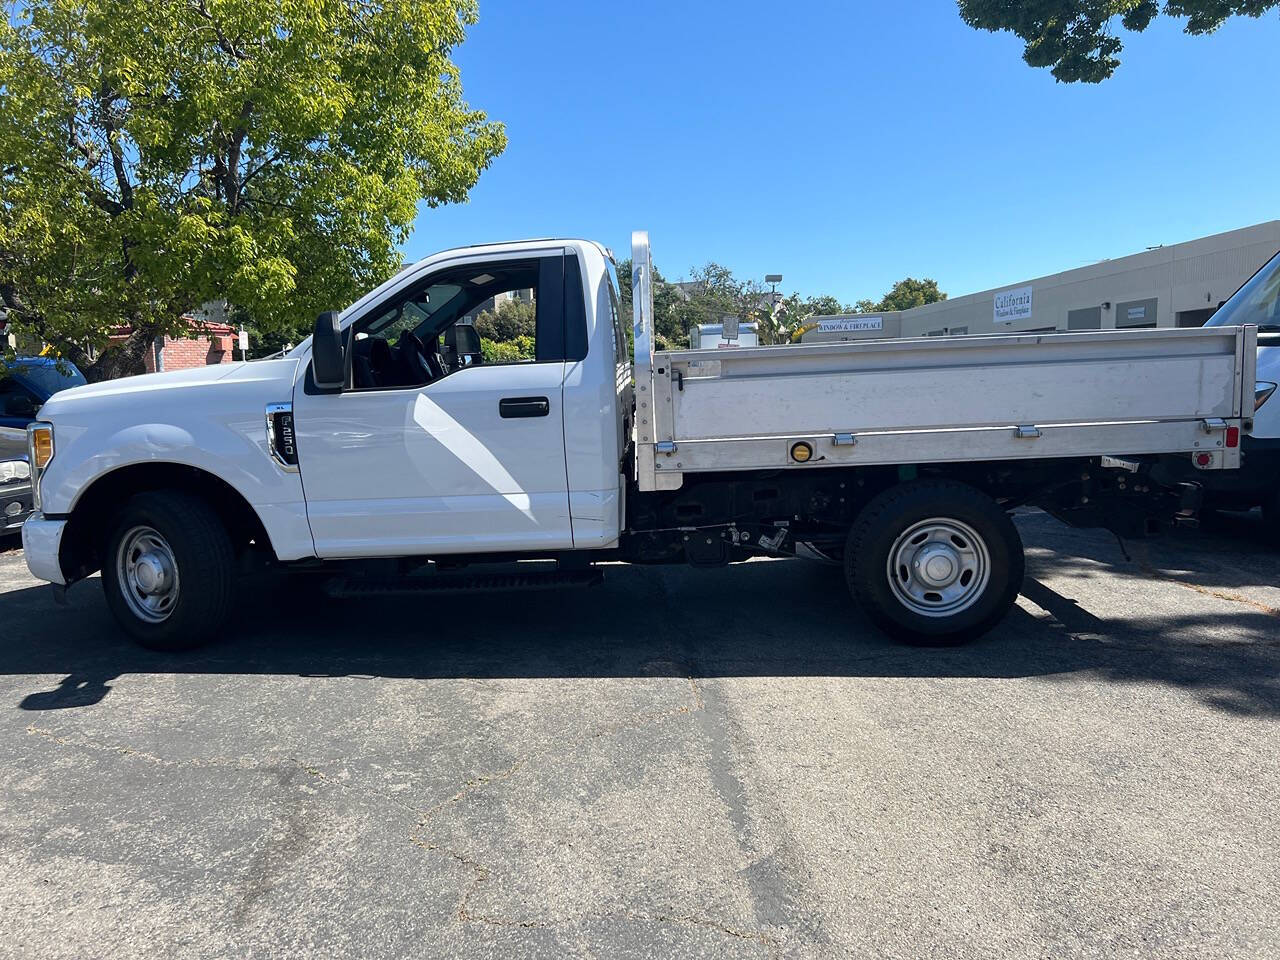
[
  {"xmin": 102, "ymin": 491, "xmax": 236, "ymax": 651},
  {"xmin": 844, "ymin": 479, "xmax": 1024, "ymax": 645}
]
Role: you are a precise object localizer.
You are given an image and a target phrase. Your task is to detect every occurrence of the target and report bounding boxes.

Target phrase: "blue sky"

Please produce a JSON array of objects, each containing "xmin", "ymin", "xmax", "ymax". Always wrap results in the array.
[{"xmin": 405, "ymin": 0, "xmax": 1278, "ymax": 305}]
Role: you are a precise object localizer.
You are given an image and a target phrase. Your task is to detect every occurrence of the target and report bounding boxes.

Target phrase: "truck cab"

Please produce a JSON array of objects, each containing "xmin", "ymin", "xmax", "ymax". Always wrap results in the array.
[{"xmin": 292, "ymin": 239, "xmax": 631, "ymax": 556}]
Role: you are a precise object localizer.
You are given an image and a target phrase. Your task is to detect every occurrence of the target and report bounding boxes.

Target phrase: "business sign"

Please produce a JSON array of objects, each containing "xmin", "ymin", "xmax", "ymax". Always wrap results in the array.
[
  {"xmin": 1127, "ymin": 306, "xmax": 1146, "ymax": 321},
  {"xmin": 817, "ymin": 316, "xmax": 883, "ymax": 333},
  {"xmin": 994, "ymin": 285, "xmax": 1033, "ymax": 325}
]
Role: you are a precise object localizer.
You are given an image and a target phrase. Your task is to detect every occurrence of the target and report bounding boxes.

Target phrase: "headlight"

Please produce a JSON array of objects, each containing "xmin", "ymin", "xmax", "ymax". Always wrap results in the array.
[
  {"xmin": 26, "ymin": 421, "xmax": 54, "ymax": 511},
  {"xmin": 0, "ymin": 460, "xmax": 31, "ymax": 484},
  {"xmin": 1258, "ymin": 381, "xmax": 1278, "ymax": 411}
]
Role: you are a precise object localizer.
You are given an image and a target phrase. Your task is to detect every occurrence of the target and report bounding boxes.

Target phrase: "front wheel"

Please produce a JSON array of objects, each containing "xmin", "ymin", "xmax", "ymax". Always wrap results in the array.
[
  {"xmin": 845, "ymin": 480, "xmax": 1024, "ymax": 645},
  {"xmin": 102, "ymin": 491, "xmax": 236, "ymax": 651}
]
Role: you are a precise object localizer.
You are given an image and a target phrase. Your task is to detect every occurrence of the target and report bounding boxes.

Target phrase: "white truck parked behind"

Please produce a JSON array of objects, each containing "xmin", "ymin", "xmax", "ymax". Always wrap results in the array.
[
  {"xmin": 1168, "ymin": 247, "xmax": 1280, "ymax": 526},
  {"xmin": 22, "ymin": 232, "xmax": 1259, "ymax": 650}
]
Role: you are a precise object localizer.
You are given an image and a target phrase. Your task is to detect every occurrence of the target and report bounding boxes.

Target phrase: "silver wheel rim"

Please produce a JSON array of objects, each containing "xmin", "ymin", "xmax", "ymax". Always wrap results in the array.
[
  {"xmin": 886, "ymin": 517, "xmax": 991, "ymax": 618},
  {"xmin": 116, "ymin": 525, "xmax": 181, "ymax": 624}
]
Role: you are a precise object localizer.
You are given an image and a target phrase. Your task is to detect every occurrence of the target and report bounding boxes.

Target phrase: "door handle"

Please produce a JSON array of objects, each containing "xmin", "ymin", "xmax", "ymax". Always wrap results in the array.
[{"xmin": 499, "ymin": 396, "xmax": 550, "ymax": 418}]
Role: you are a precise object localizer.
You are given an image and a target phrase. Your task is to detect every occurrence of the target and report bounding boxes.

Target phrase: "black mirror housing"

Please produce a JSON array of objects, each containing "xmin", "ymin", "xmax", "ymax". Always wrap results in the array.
[{"xmin": 311, "ymin": 311, "xmax": 345, "ymax": 390}]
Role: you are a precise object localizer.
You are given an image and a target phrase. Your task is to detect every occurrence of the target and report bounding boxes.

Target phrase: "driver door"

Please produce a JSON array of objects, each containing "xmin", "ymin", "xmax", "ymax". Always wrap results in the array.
[{"xmin": 292, "ymin": 250, "xmax": 575, "ymax": 558}]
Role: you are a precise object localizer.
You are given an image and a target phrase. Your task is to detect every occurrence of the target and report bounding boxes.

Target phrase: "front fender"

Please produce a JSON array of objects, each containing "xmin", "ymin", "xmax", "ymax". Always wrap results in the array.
[{"xmin": 38, "ymin": 371, "xmax": 314, "ymax": 561}]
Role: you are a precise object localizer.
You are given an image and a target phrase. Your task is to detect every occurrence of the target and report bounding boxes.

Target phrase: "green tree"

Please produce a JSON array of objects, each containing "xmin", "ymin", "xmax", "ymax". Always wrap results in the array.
[
  {"xmin": 479, "ymin": 333, "xmax": 534, "ymax": 363},
  {"xmin": 957, "ymin": 0, "xmax": 1278, "ymax": 83},
  {"xmin": 473, "ymin": 298, "xmax": 535, "ymax": 343},
  {"xmin": 797, "ymin": 294, "xmax": 847, "ymax": 317},
  {"xmin": 772, "ymin": 292, "xmax": 852, "ymax": 342},
  {"xmin": 617, "ymin": 257, "xmax": 860, "ymax": 346},
  {"xmin": 616, "ymin": 257, "xmax": 698, "ymax": 349},
  {"xmin": 0, "ymin": 0, "xmax": 505, "ymax": 380},
  {"xmin": 874, "ymin": 277, "xmax": 947, "ymax": 312}
]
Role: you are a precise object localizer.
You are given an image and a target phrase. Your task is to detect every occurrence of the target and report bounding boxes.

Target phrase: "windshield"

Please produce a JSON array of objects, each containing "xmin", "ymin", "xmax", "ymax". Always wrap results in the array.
[
  {"xmin": 1207, "ymin": 251, "xmax": 1280, "ymax": 331},
  {"xmin": 13, "ymin": 360, "xmax": 86, "ymax": 398}
]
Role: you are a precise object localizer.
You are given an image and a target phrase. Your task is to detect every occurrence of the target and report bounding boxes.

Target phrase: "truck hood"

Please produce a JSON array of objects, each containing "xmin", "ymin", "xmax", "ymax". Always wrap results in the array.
[{"xmin": 40, "ymin": 359, "xmax": 299, "ymax": 418}]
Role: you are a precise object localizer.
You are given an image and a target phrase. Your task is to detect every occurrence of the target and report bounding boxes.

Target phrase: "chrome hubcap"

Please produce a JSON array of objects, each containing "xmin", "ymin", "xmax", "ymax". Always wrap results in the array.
[
  {"xmin": 116, "ymin": 526, "xmax": 180, "ymax": 624},
  {"xmin": 887, "ymin": 518, "xmax": 990, "ymax": 618}
]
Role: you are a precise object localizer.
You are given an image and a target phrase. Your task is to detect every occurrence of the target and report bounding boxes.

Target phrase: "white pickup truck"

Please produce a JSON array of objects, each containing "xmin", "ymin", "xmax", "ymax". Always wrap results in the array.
[{"xmin": 21, "ymin": 232, "xmax": 1260, "ymax": 650}]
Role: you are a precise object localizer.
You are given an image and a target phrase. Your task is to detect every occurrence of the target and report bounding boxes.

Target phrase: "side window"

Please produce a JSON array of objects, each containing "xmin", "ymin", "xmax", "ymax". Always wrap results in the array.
[
  {"xmin": 347, "ymin": 256, "xmax": 566, "ymax": 391},
  {"xmin": 0, "ymin": 378, "xmax": 39, "ymax": 418}
]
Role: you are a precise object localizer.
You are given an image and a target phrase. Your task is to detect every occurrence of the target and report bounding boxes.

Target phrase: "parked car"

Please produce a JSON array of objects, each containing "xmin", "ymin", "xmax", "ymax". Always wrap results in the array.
[
  {"xmin": 0, "ymin": 356, "xmax": 87, "ymax": 429},
  {"xmin": 0, "ymin": 426, "xmax": 33, "ymax": 533}
]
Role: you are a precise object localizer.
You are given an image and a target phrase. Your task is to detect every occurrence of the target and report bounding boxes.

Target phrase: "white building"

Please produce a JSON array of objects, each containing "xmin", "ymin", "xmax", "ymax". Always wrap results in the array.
[{"xmin": 802, "ymin": 220, "xmax": 1280, "ymax": 343}]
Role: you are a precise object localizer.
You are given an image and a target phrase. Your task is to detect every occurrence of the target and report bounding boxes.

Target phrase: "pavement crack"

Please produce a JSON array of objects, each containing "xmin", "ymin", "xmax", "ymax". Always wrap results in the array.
[
  {"xmin": 687, "ymin": 675, "xmax": 706, "ymax": 711},
  {"xmin": 25, "ymin": 724, "xmax": 250, "ymax": 768},
  {"xmin": 623, "ymin": 910, "xmax": 781, "ymax": 955},
  {"xmin": 25, "ymin": 725, "xmax": 428, "ymax": 819},
  {"xmin": 418, "ymin": 756, "xmax": 528, "ymax": 827},
  {"xmin": 1135, "ymin": 561, "xmax": 1280, "ymax": 617}
]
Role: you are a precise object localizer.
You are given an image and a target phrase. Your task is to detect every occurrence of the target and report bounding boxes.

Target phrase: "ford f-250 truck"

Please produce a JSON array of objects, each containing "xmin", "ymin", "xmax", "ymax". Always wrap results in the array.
[{"xmin": 21, "ymin": 232, "xmax": 1259, "ymax": 650}]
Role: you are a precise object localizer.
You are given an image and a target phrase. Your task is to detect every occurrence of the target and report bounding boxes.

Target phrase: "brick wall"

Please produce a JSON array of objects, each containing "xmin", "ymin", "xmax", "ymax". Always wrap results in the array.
[
  {"xmin": 143, "ymin": 326, "xmax": 236, "ymax": 373},
  {"xmin": 108, "ymin": 319, "xmax": 237, "ymax": 374}
]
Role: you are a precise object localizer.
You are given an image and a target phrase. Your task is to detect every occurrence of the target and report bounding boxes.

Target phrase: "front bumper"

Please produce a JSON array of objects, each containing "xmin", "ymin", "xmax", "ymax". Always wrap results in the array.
[
  {"xmin": 21, "ymin": 513, "xmax": 67, "ymax": 585},
  {"xmin": 1, "ymin": 482, "xmax": 34, "ymax": 532}
]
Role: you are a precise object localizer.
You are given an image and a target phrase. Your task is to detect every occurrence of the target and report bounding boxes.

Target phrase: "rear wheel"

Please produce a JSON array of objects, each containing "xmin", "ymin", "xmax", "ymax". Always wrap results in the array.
[
  {"xmin": 102, "ymin": 491, "xmax": 236, "ymax": 651},
  {"xmin": 845, "ymin": 480, "xmax": 1023, "ymax": 645}
]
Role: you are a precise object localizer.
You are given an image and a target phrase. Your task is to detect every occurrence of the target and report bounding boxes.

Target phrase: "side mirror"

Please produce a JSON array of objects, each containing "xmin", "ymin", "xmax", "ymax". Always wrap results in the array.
[{"xmin": 311, "ymin": 311, "xmax": 346, "ymax": 390}]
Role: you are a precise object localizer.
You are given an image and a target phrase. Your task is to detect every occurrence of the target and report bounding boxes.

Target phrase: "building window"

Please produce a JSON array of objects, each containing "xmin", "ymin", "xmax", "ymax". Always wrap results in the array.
[
  {"xmin": 1176, "ymin": 308, "xmax": 1216, "ymax": 327},
  {"xmin": 1116, "ymin": 298, "xmax": 1158, "ymax": 329},
  {"xmin": 1067, "ymin": 307, "xmax": 1102, "ymax": 330}
]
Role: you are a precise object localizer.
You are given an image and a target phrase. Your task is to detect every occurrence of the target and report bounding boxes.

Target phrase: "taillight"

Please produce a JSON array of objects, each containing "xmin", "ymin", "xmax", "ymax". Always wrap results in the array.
[{"xmin": 1226, "ymin": 426, "xmax": 1240, "ymax": 448}]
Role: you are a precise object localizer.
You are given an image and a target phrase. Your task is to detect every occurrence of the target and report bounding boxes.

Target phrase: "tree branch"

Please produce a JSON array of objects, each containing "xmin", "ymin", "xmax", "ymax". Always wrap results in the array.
[
  {"xmin": 225, "ymin": 99, "xmax": 254, "ymax": 213},
  {"xmin": 192, "ymin": 0, "xmax": 245, "ymax": 59}
]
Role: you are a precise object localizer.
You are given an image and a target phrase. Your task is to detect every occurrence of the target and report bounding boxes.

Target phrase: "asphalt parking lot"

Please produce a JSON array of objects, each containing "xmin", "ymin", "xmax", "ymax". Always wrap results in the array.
[{"xmin": 0, "ymin": 511, "xmax": 1277, "ymax": 960}]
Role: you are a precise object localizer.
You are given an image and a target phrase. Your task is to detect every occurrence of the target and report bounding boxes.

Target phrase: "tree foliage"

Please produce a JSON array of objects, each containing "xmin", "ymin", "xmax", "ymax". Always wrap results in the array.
[
  {"xmin": 614, "ymin": 257, "xmax": 947, "ymax": 346},
  {"xmin": 957, "ymin": 0, "xmax": 1279, "ymax": 82},
  {"xmin": 0, "ymin": 0, "xmax": 505, "ymax": 380},
  {"xmin": 480, "ymin": 334, "xmax": 534, "ymax": 363},
  {"xmin": 872, "ymin": 277, "xmax": 947, "ymax": 312},
  {"xmin": 473, "ymin": 298, "xmax": 535, "ymax": 343},
  {"xmin": 616, "ymin": 258, "xmax": 698, "ymax": 348}
]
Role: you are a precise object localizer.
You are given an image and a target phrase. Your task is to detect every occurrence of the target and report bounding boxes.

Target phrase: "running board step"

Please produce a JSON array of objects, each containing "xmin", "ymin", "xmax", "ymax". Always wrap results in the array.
[{"xmin": 325, "ymin": 567, "xmax": 603, "ymax": 599}]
